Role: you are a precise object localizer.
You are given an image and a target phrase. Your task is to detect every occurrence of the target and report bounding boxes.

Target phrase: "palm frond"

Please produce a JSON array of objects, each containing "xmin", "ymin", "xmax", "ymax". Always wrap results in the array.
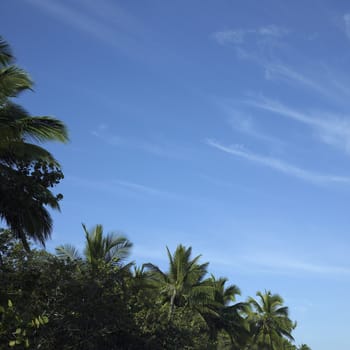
[
  {"xmin": 0, "ymin": 102, "xmax": 68, "ymax": 143},
  {"xmin": 0, "ymin": 37, "xmax": 13, "ymax": 66},
  {"xmin": 104, "ymin": 232, "xmax": 132, "ymax": 263},
  {"xmin": 0, "ymin": 201, "xmax": 52, "ymax": 250},
  {"xmin": 21, "ymin": 117, "xmax": 69, "ymax": 143},
  {"xmin": 81, "ymin": 224, "xmax": 132, "ymax": 267},
  {"xmin": 56, "ymin": 244, "xmax": 81, "ymax": 261},
  {"xmin": 0, "ymin": 66, "xmax": 32, "ymax": 100},
  {"xmin": 0, "ymin": 141, "xmax": 58, "ymax": 164},
  {"xmin": 143, "ymin": 262, "xmax": 168, "ymax": 282}
]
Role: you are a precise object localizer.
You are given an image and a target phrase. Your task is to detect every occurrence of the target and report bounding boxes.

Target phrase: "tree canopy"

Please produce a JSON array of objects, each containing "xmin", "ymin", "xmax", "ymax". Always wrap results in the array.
[
  {"xmin": 0, "ymin": 36, "xmax": 68, "ymax": 249},
  {"xmin": 0, "ymin": 232, "xmax": 311, "ymax": 349}
]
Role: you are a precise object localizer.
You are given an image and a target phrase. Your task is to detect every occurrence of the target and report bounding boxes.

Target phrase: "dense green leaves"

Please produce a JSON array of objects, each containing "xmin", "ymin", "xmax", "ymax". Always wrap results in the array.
[
  {"xmin": 247, "ymin": 291, "xmax": 296, "ymax": 350},
  {"xmin": 145, "ymin": 245, "xmax": 210, "ymax": 321},
  {"xmin": 0, "ymin": 161, "xmax": 64, "ymax": 249},
  {"xmin": 0, "ymin": 36, "xmax": 68, "ymax": 249},
  {"xmin": 0, "ymin": 230, "xmax": 311, "ymax": 350}
]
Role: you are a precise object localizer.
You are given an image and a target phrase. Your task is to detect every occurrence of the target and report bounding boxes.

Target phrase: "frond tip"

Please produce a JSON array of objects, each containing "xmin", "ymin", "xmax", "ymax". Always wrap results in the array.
[{"xmin": 56, "ymin": 244, "xmax": 81, "ymax": 261}]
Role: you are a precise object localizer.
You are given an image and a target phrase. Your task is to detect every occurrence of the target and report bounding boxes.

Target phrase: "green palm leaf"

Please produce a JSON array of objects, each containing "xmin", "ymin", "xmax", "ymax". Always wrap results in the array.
[
  {"xmin": 56, "ymin": 244, "xmax": 82, "ymax": 261},
  {"xmin": 56, "ymin": 224, "xmax": 133, "ymax": 269},
  {"xmin": 0, "ymin": 66, "xmax": 32, "ymax": 101},
  {"xmin": 0, "ymin": 102, "xmax": 68, "ymax": 143},
  {"xmin": 144, "ymin": 244, "xmax": 210, "ymax": 321},
  {"xmin": 0, "ymin": 36, "xmax": 13, "ymax": 66},
  {"xmin": 0, "ymin": 37, "xmax": 67, "ymax": 249},
  {"xmin": 247, "ymin": 290, "xmax": 295, "ymax": 350}
]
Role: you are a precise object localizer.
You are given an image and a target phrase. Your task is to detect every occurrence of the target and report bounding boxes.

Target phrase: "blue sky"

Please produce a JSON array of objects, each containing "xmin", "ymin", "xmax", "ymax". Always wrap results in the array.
[{"xmin": 3, "ymin": 0, "xmax": 350, "ymax": 348}]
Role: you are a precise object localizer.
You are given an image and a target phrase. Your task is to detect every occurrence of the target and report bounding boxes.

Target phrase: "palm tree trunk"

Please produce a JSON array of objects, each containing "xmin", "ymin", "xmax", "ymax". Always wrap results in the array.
[
  {"xmin": 269, "ymin": 333, "xmax": 274, "ymax": 350},
  {"xmin": 168, "ymin": 288, "xmax": 176, "ymax": 321}
]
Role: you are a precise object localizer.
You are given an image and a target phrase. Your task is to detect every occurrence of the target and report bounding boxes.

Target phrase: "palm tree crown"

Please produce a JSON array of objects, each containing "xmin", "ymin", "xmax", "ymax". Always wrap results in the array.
[
  {"xmin": 202, "ymin": 275, "xmax": 249, "ymax": 347},
  {"xmin": 248, "ymin": 290, "xmax": 295, "ymax": 350},
  {"xmin": 56, "ymin": 224, "xmax": 132, "ymax": 268},
  {"xmin": 145, "ymin": 244, "xmax": 210, "ymax": 320},
  {"xmin": 0, "ymin": 36, "xmax": 68, "ymax": 249}
]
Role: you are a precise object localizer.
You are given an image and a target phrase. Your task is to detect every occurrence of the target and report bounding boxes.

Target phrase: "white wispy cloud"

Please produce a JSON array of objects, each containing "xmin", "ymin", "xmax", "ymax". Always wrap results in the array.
[
  {"xmin": 25, "ymin": 0, "xmax": 144, "ymax": 57},
  {"xmin": 241, "ymin": 253, "xmax": 350, "ymax": 276},
  {"xmin": 264, "ymin": 63, "xmax": 350, "ymax": 105},
  {"xmin": 81, "ymin": 0, "xmax": 143, "ymax": 33},
  {"xmin": 258, "ymin": 25, "xmax": 289, "ymax": 37},
  {"xmin": 227, "ymin": 113, "xmax": 262, "ymax": 138},
  {"xmin": 228, "ymin": 112, "xmax": 285, "ymax": 146},
  {"xmin": 248, "ymin": 98, "xmax": 350, "ymax": 153},
  {"xmin": 198, "ymin": 248, "xmax": 350, "ymax": 277},
  {"xmin": 113, "ymin": 179, "xmax": 181, "ymax": 199},
  {"xmin": 211, "ymin": 25, "xmax": 289, "ymax": 46},
  {"xmin": 212, "ymin": 97, "xmax": 285, "ymax": 146},
  {"xmin": 212, "ymin": 24, "xmax": 350, "ymax": 104},
  {"xmin": 206, "ymin": 139, "xmax": 350, "ymax": 185},
  {"xmin": 264, "ymin": 64, "xmax": 333, "ymax": 98},
  {"xmin": 211, "ymin": 30, "xmax": 246, "ymax": 45},
  {"xmin": 67, "ymin": 176, "xmax": 184, "ymax": 200}
]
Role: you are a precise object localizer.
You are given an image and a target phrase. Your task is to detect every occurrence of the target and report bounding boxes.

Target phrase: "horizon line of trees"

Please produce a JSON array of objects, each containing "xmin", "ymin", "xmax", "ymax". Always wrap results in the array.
[
  {"xmin": 0, "ymin": 36, "xmax": 312, "ymax": 349},
  {"xmin": 1, "ymin": 226, "xmax": 311, "ymax": 349}
]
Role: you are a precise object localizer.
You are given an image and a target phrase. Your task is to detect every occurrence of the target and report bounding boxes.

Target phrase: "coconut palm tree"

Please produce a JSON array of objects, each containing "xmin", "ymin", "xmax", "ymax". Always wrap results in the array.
[
  {"xmin": 201, "ymin": 275, "xmax": 249, "ymax": 348},
  {"xmin": 0, "ymin": 36, "xmax": 67, "ymax": 163},
  {"xmin": 0, "ymin": 36, "xmax": 32, "ymax": 104},
  {"xmin": 0, "ymin": 37, "xmax": 68, "ymax": 249},
  {"xmin": 56, "ymin": 224, "xmax": 133, "ymax": 268},
  {"xmin": 144, "ymin": 244, "xmax": 211, "ymax": 321},
  {"xmin": 0, "ymin": 102, "xmax": 68, "ymax": 162},
  {"xmin": 298, "ymin": 345, "xmax": 311, "ymax": 350},
  {"xmin": 247, "ymin": 290, "xmax": 295, "ymax": 350}
]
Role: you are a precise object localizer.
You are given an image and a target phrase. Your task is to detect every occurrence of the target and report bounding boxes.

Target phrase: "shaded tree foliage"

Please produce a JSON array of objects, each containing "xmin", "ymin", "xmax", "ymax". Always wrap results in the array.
[
  {"xmin": 0, "ymin": 36, "xmax": 68, "ymax": 249},
  {"xmin": 0, "ymin": 232, "xmax": 312, "ymax": 349}
]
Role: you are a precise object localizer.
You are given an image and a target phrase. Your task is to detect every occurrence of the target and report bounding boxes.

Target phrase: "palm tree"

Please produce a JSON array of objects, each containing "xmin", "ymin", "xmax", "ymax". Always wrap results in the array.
[
  {"xmin": 0, "ymin": 36, "xmax": 32, "ymax": 104},
  {"xmin": 0, "ymin": 102, "xmax": 68, "ymax": 162},
  {"xmin": 298, "ymin": 345, "xmax": 311, "ymax": 350},
  {"xmin": 56, "ymin": 224, "xmax": 133, "ymax": 268},
  {"xmin": 0, "ymin": 36, "xmax": 68, "ymax": 163},
  {"xmin": 201, "ymin": 275, "xmax": 249, "ymax": 348},
  {"xmin": 0, "ymin": 37, "xmax": 68, "ymax": 249},
  {"xmin": 247, "ymin": 290, "xmax": 295, "ymax": 350},
  {"xmin": 144, "ymin": 244, "xmax": 211, "ymax": 321}
]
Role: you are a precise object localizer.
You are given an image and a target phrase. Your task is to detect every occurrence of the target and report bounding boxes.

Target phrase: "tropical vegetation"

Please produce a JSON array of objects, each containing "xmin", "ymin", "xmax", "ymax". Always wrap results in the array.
[
  {"xmin": 0, "ymin": 36, "xmax": 68, "ymax": 250},
  {"xmin": 0, "ymin": 37, "xmax": 312, "ymax": 349}
]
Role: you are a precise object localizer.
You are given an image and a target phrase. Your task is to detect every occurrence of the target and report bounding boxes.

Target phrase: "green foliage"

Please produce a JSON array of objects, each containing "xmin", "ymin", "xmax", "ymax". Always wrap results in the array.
[
  {"xmin": 200, "ymin": 275, "xmax": 250, "ymax": 348},
  {"xmin": 0, "ymin": 37, "xmax": 32, "ymax": 104},
  {"xmin": 145, "ymin": 245, "xmax": 210, "ymax": 321},
  {"xmin": 0, "ymin": 299, "xmax": 48, "ymax": 349},
  {"xmin": 247, "ymin": 290, "xmax": 296, "ymax": 350},
  {"xmin": 56, "ymin": 223, "xmax": 133, "ymax": 269},
  {"xmin": 0, "ymin": 230, "xmax": 311, "ymax": 350},
  {"xmin": 0, "ymin": 233, "xmax": 142, "ymax": 349},
  {"xmin": 0, "ymin": 36, "xmax": 68, "ymax": 249},
  {"xmin": 298, "ymin": 345, "xmax": 312, "ymax": 350},
  {"xmin": 0, "ymin": 161, "xmax": 64, "ymax": 249}
]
